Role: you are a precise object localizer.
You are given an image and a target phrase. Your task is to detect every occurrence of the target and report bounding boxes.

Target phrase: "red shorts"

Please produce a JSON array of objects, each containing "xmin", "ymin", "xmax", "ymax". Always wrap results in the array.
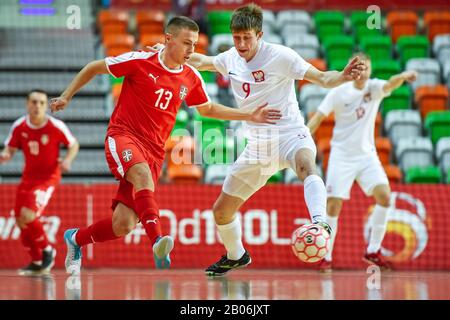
[
  {"xmin": 105, "ymin": 135, "xmax": 162, "ymax": 211},
  {"xmin": 14, "ymin": 180, "xmax": 57, "ymax": 217}
]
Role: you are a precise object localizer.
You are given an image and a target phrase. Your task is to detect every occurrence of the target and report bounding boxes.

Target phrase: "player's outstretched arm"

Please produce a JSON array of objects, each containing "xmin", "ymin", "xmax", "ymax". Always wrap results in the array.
[
  {"xmin": 382, "ymin": 70, "xmax": 417, "ymax": 95},
  {"xmin": 50, "ymin": 60, "xmax": 109, "ymax": 112},
  {"xmin": 196, "ymin": 102, "xmax": 282, "ymax": 124},
  {"xmin": 0, "ymin": 146, "xmax": 17, "ymax": 164},
  {"xmin": 304, "ymin": 56, "xmax": 367, "ymax": 88},
  {"xmin": 58, "ymin": 140, "xmax": 79, "ymax": 173},
  {"xmin": 306, "ymin": 111, "xmax": 327, "ymax": 135}
]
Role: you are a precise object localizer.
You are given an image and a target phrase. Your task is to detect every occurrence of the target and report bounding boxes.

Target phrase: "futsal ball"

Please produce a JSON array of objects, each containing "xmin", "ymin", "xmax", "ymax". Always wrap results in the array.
[{"xmin": 291, "ymin": 223, "xmax": 330, "ymax": 263}]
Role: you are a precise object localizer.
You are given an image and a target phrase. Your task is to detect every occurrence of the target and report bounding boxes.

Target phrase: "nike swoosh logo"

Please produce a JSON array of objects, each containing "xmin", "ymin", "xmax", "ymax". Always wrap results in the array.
[{"xmin": 228, "ymin": 71, "xmax": 237, "ymax": 76}]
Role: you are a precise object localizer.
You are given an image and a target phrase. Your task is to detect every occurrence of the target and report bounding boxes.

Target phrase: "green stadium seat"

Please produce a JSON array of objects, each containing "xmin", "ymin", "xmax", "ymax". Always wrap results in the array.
[
  {"xmin": 447, "ymin": 169, "xmax": 450, "ymax": 184},
  {"xmin": 313, "ymin": 11, "xmax": 345, "ymax": 42},
  {"xmin": 424, "ymin": 111, "xmax": 450, "ymax": 144},
  {"xmin": 360, "ymin": 35, "xmax": 392, "ymax": 60},
  {"xmin": 203, "ymin": 135, "xmax": 235, "ymax": 166},
  {"xmin": 350, "ymin": 11, "xmax": 384, "ymax": 43},
  {"xmin": 267, "ymin": 171, "xmax": 283, "ymax": 183},
  {"xmin": 193, "ymin": 111, "xmax": 226, "ymax": 160},
  {"xmin": 171, "ymin": 109, "xmax": 189, "ymax": 133},
  {"xmin": 199, "ymin": 71, "xmax": 216, "ymax": 84},
  {"xmin": 397, "ymin": 35, "xmax": 429, "ymax": 66},
  {"xmin": 207, "ymin": 11, "xmax": 233, "ymax": 36},
  {"xmin": 381, "ymin": 85, "xmax": 412, "ymax": 117},
  {"xmin": 405, "ymin": 166, "xmax": 442, "ymax": 183},
  {"xmin": 110, "ymin": 75, "xmax": 124, "ymax": 85},
  {"xmin": 329, "ymin": 59, "xmax": 348, "ymax": 72},
  {"xmin": 323, "ymin": 35, "xmax": 354, "ymax": 66},
  {"xmin": 372, "ymin": 59, "xmax": 401, "ymax": 80}
]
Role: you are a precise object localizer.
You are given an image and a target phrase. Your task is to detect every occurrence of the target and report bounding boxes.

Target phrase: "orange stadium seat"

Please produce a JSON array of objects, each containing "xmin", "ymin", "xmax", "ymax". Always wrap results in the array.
[
  {"xmin": 317, "ymin": 138, "xmax": 331, "ymax": 173},
  {"xmin": 165, "ymin": 135, "xmax": 197, "ymax": 169},
  {"xmin": 386, "ymin": 11, "xmax": 418, "ymax": 43},
  {"xmin": 139, "ymin": 33, "xmax": 166, "ymax": 49},
  {"xmin": 415, "ymin": 85, "xmax": 449, "ymax": 119},
  {"xmin": 375, "ymin": 112, "xmax": 382, "ymax": 136},
  {"xmin": 309, "ymin": 112, "xmax": 334, "ymax": 142},
  {"xmin": 101, "ymin": 23, "xmax": 128, "ymax": 36},
  {"xmin": 424, "ymin": 11, "xmax": 450, "ymax": 42},
  {"xmin": 98, "ymin": 10, "xmax": 129, "ymax": 30},
  {"xmin": 196, "ymin": 33, "xmax": 209, "ymax": 55},
  {"xmin": 103, "ymin": 34, "xmax": 135, "ymax": 56},
  {"xmin": 136, "ymin": 10, "xmax": 165, "ymax": 35},
  {"xmin": 168, "ymin": 164, "xmax": 203, "ymax": 184},
  {"xmin": 384, "ymin": 164, "xmax": 403, "ymax": 183},
  {"xmin": 298, "ymin": 58, "xmax": 327, "ymax": 90},
  {"xmin": 376, "ymin": 137, "xmax": 392, "ymax": 165}
]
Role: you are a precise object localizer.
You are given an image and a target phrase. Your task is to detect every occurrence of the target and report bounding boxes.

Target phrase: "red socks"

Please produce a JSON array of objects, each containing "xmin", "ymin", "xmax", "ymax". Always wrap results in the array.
[
  {"xmin": 134, "ymin": 189, "xmax": 161, "ymax": 245},
  {"xmin": 20, "ymin": 218, "xmax": 50, "ymax": 261},
  {"xmin": 75, "ymin": 217, "xmax": 119, "ymax": 247}
]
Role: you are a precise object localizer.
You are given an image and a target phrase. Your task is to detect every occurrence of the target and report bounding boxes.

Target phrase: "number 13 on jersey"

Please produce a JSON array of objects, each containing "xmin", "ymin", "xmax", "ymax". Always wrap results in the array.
[{"xmin": 154, "ymin": 88, "xmax": 173, "ymax": 110}]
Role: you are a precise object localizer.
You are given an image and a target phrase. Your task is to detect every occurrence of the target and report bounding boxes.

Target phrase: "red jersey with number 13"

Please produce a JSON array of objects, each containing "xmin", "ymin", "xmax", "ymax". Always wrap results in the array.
[{"xmin": 105, "ymin": 50, "xmax": 210, "ymax": 164}]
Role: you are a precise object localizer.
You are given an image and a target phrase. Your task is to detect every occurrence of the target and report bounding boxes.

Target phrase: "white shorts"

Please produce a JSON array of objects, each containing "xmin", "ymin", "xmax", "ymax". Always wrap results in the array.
[
  {"xmin": 325, "ymin": 150, "xmax": 389, "ymax": 200},
  {"xmin": 222, "ymin": 127, "xmax": 316, "ymax": 201}
]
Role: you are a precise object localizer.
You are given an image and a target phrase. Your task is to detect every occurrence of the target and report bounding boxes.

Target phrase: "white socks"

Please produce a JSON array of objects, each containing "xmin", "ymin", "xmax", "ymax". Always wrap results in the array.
[
  {"xmin": 217, "ymin": 217, "xmax": 246, "ymax": 261},
  {"xmin": 367, "ymin": 204, "xmax": 389, "ymax": 254},
  {"xmin": 304, "ymin": 175, "xmax": 327, "ymax": 223},
  {"xmin": 324, "ymin": 215, "xmax": 339, "ymax": 262}
]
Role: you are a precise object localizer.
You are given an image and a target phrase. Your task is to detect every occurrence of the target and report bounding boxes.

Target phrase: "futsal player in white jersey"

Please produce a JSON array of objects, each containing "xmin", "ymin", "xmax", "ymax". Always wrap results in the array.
[
  {"xmin": 307, "ymin": 52, "xmax": 417, "ymax": 272},
  {"xmin": 176, "ymin": 4, "xmax": 366, "ymax": 276}
]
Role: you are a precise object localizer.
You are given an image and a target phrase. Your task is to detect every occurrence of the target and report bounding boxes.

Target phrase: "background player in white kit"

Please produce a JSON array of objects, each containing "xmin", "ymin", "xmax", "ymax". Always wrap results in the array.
[
  {"xmin": 307, "ymin": 52, "xmax": 417, "ymax": 272},
  {"xmin": 176, "ymin": 4, "xmax": 367, "ymax": 276}
]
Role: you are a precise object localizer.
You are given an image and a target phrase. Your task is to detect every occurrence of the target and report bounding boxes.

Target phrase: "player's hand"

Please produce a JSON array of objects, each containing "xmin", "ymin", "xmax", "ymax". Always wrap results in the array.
[
  {"xmin": 250, "ymin": 103, "xmax": 282, "ymax": 124},
  {"xmin": 49, "ymin": 97, "xmax": 70, "ymax": 113},
  {"xmin": 145, "ymin": 43, "xmax": 165, "ymax": 53},
  {"xmin": 342, "ymin": 56, "xmax": 367, "ymax": 81},
  {"xmin": 402, "ymin": 70, "xmax": 418, "ymax": 83},
  {"xmin": 58, "ymin": 158, "xmax": 72, "ymax": 173},
  {"xmin": 0, "ymin": 150, "xmax": 11, "ymax": 164}
]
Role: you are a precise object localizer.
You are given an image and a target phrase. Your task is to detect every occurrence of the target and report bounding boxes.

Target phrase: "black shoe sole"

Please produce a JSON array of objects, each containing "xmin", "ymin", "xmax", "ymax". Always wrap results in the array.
[{"xmin": 205, "ymin": 258, "xmax": 252, "ymax": 277}]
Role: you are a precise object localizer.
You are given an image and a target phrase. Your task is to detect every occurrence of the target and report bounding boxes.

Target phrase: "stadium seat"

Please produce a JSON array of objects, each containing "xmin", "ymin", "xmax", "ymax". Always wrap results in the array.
[
  {"xmin": 168, "ymin": 164, "xmax": 203, "ymax": 184},
  {"xmin": 209, "ymin": 34, "xmax": 234, "ymax": 55},
  {"xmin": 381, "ymin": 85, "xmax": 412, "ymax": 117},
  {"xmin": 328, "ymin": 60, "xmax": 348, "ymax": 73},
  {"xmin": 447, "ymin": 169, "xmax": 450, "ymax": 184},
  {"xmin": 262, "ymin": 33, "xmax": 283, "ymax": 45},
  {"xmin": 196, "ymin": 33, "xmax": 209, "ymax": 55},
  {"xmin": 135, "ymin": 9, "xmax": 165, "ymax": 35},
  {"xmin": 193, "ymin": 110, "xmax": 226, "ymax": 148},
  {"xmin": 267, "ymin": 171, "xmax": 283, "ymax": 184},
  {"xmin": 317, "ymin": 138, "xmax": 331, "ymax": 172},
  {"xmin": 359, "ymin": 35, "xmax": 393, "ymax": 60},
  {"xmin": 103, "ymin": 34, "xmax": 135, "ymax": 56},
  {"xmin": 66, "ymin": 123, "xmax": 108, "ymax": 147},
  {"xmin": 313, "ymin": 11, "xmax": 345, "ymax": 42},
  {"xmin": 139, "ymin": 33, "xmax": 166, "ymax": 49},
  {"xmin": 98, "ymin": 9, "xmax": 129, "ymax": 31},
  {"xmin": 376, "ymin": 137, "xmax": 392, "ymax": 165},
  {"xmin": 372, "ymin": 59, "xmax": 401, "ymax": 80},
  {"xmin": 432, "ymin": 34, "xmax": 450, "ymax": 60},
  {"xmin": 424, "ymin": 111, "xmax": 450, "ymax": 144},
  {"xmin": 204, "ymin": 164, "xmax": 233, "ymax": 184},
  {"xmin": 284, "ymin": 168, "xmax": 301, "ymax": 184},
  {"xmin": 415, "ymin": 85, "xmax": 449, "ymax": 119},
  {"xmin": 384, "ymin": 164, "xmax": 403, "ymax": 183},
  {"xmin": 262, "ymin": 10, "xmax": 277, "ymax": 34},
  {"xmin": 323, "ymin": 35, "xmax": 354, "ymax": 66},
  {"xmin": 276, "ymin": 10, "xmax": 312, "ymax": 33},
  {"xmin": 70, "ymin": 150, "xmax": 111, "ymax": 175},
  {"xmin": 384, "ymin": 110, "xmax": 422, "ymax": 146},
  {"xmin": 285, "ymin": 33, "xmax": 320, "ymax": 60},
  {"xmin": 436, "ymin": 137, "xmax": 450, "ymax": 177},
  {"xmin": 423, "ymin": 11, "xmax": 450, "ymax": 42},
  {"xmin": 406, "ymin": 58, "xmax": 441, "ymax": 91},
  {"xmin": 405, "ymin": 166, "xmax": 442, "ymax": 183},
  {"xmin": 207, "ymin": 11, "xmax": 233, "ymax": 36},
  {"xmin": 386, "ymin": 11, "xmax": 418, "ymax": 43},
  {"xmin": 165, "ymin": 135, "xmax": 196, "ymax": 169},
  {"xmin": 396, "ymin": 35, "xmax": 430, "ymax": 66},
  {"xmin": 297, "ymin": 58, "xmax": 327, "ymax": 90},
  {"xmin": 350, "ymin": 11, "xmax": 383, "ymax": 43},
  {"xmin": 395, "ymin": 137, "xmax": 434, "ymax": 172},
  {"xmin": 299, "ymin": 84, "xmax": 330, "ymax": 115},
  {"xmin": 445, "ymin": 59, "xmax": 450, "ymax": 88},
  {"xmin": 100, "ymin": 24, "xmax": 128, "ymax": 37}
]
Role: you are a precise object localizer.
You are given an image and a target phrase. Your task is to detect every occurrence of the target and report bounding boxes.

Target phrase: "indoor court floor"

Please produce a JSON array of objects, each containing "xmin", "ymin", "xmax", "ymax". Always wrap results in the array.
[{"xmin": 1, "ymin": 269, "xmax": 450, "ymax": 300}]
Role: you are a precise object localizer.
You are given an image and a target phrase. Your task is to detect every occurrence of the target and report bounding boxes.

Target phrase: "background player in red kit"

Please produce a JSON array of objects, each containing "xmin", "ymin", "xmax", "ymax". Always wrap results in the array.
[
  {"xmin": 0, "ymin": 89, "xmax": 79, "ymax": 275},
  {"xmin": 50, "ymin": 16, "xmax": 281, "ymax": 274}
]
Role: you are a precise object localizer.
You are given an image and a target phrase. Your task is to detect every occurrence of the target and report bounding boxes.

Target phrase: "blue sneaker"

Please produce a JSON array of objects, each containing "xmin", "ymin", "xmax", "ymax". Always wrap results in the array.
[
  {"xmin": 64, "ymin": 229, "xmax": 82, "ymax": 275},
  {"xmin": 152, "ymin": 235, "xmax": 174, "ymax": 269}
]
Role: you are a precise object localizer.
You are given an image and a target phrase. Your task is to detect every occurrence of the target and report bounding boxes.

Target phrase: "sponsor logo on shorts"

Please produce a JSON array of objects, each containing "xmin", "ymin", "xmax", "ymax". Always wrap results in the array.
[{"xmin": 122, "ymin": 149, "xmax": 133, "ymax": 162}]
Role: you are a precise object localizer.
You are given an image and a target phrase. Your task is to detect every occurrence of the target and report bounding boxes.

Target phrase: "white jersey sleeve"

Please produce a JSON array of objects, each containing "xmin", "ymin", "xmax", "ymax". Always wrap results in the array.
[
  {"xmin": 317, "ymin": 87, "xmax": 341, "ymax": 116},
  {"xmin": 278, "ymin": 47, "xmax": 311, "ymax": 80},
  {"xmin": 212, "ymin": 48, "xmax": 233, "ymax": 76},
  {"xmin": 370, "ymin": 79, "xmax": 390, "ymax": 100}
]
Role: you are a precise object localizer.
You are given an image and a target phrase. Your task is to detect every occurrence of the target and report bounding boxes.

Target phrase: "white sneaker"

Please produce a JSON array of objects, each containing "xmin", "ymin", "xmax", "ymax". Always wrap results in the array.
[
  {"xmin": 64, "ymin": 228, "xmax": 82, "ymax": 275},
  {"xmin": 152, "ymin": 235, "xmax": 174, "ymax": 269}
]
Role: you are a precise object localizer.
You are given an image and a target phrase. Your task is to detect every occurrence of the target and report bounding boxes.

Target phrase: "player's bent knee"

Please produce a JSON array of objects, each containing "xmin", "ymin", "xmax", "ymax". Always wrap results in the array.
[
  {"xmin": 113, "ymin": 218, "xmax": 136, "ymax": 237},
  {"xmin": 126, "ymin": 163, "xmax": 153, "ymax": 190},
  {"xmin": 17, "ymin": 208, "xmax": 36, "ymax": 227},
  {"xmin": 213, "ymin": 203, "xmax": 234, "ymax": 225}
]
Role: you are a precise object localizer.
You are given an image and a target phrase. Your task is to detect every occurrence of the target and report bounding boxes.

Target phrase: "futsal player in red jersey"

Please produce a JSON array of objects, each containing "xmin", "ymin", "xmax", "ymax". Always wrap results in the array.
[
  {"xmin": 50, "ymin": 16, "xmax": 281, "ymax": 274},
  {"xmin": 0, "ymin": 89, "xmax": 79, "ymax": 275}
]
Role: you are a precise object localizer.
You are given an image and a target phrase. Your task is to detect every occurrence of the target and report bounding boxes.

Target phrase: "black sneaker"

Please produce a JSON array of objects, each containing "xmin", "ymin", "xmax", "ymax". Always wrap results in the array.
[
  {"xmin": 314, "ymin": 221, "xmax": 332, "ymax": 237},
  {"xmin": 205, "ymin": 251, "xmax": 252, "ymax": 277},
  {"xmin": 41, "ymin": 247, "xmax": 56, "ymax": 273},
  {"xmin": 18, "ymin": 262, "xmax": 43, "ymax": 276}
]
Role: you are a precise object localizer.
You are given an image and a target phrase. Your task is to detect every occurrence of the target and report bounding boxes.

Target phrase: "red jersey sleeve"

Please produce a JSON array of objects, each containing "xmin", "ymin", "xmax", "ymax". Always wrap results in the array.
[
  {"xmin": 49, "ymin": 118, "xmax": 77, "ymax": 147},
  {"xmin": 105, "ymin": 51, "xmax": 154, "ymax": 79},
  {"xmin": 185, "ymin": 66, "xmax": 211, "ymax": 108},
  {"xmin": 4, "ymin": 117, "xmax": 24, "ymax": 149}
]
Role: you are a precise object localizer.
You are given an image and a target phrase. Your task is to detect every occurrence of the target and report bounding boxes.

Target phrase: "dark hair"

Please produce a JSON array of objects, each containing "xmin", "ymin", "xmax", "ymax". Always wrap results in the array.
[
  {"xmin": 230, "ymin": 3, "xmax": 263, "ymax": 34},
  {"xmin": 352, "ymin": 51, "xmax": 371, "ymax": 62},
  {"xmin": 165, "ymin": 16, "xmax": 199, "ymax": 35},
  {"xmin": 27, "ymin": 89, "xmax": 48, "ymax": 100}
]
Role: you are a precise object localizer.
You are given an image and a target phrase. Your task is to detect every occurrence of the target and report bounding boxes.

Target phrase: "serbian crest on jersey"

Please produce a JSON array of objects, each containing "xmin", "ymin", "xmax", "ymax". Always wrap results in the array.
[
  {"xmin": 122, "ymin": 149, "xmax": 133, "ymax": 162},
  {"xmin": 252, "ymin": 70, "xmax": 265, "ymax": 82},
  {"xmin": 179, "ymin": 85, "xmax": 188, "ymax": 100},
  {"xmin": 40, "ymin": 134, "xmax": 49, "ymax": 145}
]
